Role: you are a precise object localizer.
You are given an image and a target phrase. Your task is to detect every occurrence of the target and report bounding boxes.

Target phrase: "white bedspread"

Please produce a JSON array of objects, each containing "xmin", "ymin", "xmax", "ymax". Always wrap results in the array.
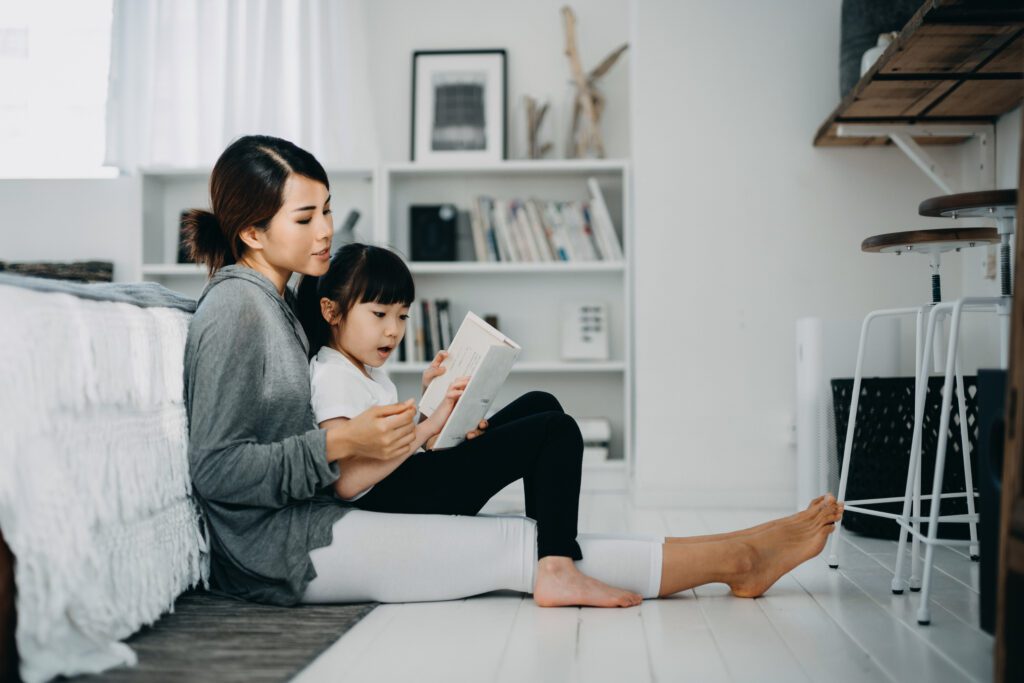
[{"xmin": 0, "ymin": 283, "xmax": 208, "ymax": 683}]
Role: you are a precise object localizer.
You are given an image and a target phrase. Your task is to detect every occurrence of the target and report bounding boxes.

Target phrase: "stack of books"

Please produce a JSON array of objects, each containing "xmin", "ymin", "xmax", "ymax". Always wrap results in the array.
[
  {"xmin": 467, "ymin": 177, "xmax": 623, "ymax": 263},
  {"xmin": 398, "ymin": 299, "xmax": 454, "ymax": 363}
]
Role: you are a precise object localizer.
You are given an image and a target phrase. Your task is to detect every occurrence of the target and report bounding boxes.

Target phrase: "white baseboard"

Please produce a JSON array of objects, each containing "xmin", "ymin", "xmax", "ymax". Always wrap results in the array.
[{"xmin": 630, "ymin": 486, "xmax": 795, "ymax": 510}]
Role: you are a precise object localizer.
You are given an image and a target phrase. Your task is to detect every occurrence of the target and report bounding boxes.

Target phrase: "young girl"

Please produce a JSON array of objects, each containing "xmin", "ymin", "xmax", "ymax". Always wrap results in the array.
[
  {"xmin": 298, "ymin": 243, "xmax": 471, "ymax": 502},
  {"xmin": 295, "ymin": 242, "xmax": 605, "ymax": 577}
]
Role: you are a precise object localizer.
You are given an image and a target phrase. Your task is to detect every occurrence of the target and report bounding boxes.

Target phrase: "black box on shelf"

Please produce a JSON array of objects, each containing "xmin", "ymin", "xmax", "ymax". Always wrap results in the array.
[{"xmin": 410, "ymin": 204, "xmax": 457, "ymax": 261}]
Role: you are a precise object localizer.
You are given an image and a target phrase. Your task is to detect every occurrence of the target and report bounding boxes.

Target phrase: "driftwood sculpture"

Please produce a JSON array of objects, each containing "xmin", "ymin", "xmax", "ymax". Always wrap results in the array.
[
  {"xmin": 562, "ymin": 5, "xmax": 628, "ymax": 159},
  {"xmin": 525, "ymin": 95, "xmax": 553, "ymax": 159}
]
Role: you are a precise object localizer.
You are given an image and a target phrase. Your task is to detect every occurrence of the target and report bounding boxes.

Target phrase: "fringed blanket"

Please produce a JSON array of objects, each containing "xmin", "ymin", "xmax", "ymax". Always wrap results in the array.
[{"xmin": 0, "ymin": 277, "xmax": 209, "ymax": 683}]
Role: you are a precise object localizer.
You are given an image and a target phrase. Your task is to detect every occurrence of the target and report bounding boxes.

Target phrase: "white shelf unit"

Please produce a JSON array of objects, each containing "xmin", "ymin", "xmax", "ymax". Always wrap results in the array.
[
  {"xmin": 378, "ymin": 160, "xmax": 633, "ymax": 491},
  {"xmin": 135, "ymin": 159, "xmax": 633, "ymax": 491},
  {"xmin": 137, "ymin": 166, "xmax": 376, "ymax": 300}
]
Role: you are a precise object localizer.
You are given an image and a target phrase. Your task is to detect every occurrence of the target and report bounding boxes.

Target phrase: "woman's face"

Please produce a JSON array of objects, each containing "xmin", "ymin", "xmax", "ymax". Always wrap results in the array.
[{"xmin": 245, "ymin": 174, "xmax": 334, "ymax": 282}]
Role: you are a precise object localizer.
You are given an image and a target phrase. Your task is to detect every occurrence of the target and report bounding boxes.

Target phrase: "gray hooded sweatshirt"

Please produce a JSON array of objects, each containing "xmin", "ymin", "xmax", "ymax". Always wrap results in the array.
[{"xmin": 183, "ymin": 264, "xmax": 351, "ymax": 605}]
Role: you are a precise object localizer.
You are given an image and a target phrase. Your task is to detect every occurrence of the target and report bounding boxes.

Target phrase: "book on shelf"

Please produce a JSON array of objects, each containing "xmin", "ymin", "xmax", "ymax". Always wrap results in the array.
[
  {"xmin": 419, "ymin": 312, "xmax": 521, "ymax": 450},
  {"xmin": 398, "ymin": 298, "xmax": 456, "ymax": 363},
  {"xmin": 586, "ymin": 178, "xmax": 624, "ymax": 261},
  {"xmin": 463, "ymin": 193, "xmax": 623, "ymax": 264},
  {"xmin": 575, "ymin": 417, "xmax": 611, "ymax": 464}
]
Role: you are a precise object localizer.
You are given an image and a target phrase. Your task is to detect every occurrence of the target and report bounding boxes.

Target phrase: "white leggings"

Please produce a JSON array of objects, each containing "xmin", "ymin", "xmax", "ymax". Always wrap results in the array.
[{"xmin": 300, "ymin": 510, "xmax": 665, "ymax": 604}]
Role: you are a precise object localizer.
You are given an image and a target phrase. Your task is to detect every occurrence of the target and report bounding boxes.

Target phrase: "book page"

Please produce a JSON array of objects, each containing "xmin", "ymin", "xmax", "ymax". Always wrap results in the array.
[
  {"xmin": 431, "ymin": 345, "xmax": 519, "ymax": 450},
  {"xmin": 419, "ymin": 312, "xmax": 520, "ymax": 417}
]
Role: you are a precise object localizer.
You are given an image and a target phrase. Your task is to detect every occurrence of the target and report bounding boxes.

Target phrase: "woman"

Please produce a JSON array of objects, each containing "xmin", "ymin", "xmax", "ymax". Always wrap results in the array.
[{"xmin": 182, "ymin": 134, "xmax": 842, "ymax": 608}]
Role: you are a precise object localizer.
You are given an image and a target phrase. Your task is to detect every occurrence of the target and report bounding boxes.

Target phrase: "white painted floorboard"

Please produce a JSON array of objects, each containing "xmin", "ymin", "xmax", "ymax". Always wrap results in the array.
[{"xmin": 291, "ymin": 493, "xmax": 994, "ymax": 683}]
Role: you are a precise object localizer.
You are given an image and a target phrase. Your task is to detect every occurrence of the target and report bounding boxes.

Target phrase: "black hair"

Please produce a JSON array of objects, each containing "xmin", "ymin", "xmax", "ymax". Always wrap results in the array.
[{"xmin": 295, "ymin": 243, "xmax": 416, "ymax": 358}]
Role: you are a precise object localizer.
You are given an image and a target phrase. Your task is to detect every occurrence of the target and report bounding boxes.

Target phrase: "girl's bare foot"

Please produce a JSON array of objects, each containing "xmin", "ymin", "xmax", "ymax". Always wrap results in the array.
[
  {"xmin": 533, "ymin": 556, "xmax": 643, "ymax": 608},
  {"xmin": 729, "ymin": 495, "xmax": 843, "ymax": 598}
]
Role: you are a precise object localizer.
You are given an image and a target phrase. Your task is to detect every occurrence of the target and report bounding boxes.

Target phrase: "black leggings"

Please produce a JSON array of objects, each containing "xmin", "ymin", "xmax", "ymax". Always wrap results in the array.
[{"xmin": 353, "ymin": 391, "xmax": 584, "ymax": 560}]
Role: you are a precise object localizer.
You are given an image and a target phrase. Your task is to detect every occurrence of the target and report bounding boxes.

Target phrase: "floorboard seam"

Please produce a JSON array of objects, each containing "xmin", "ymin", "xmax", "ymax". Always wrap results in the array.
[{"xmin": 788, "ymin": 559, "xmax": 898, "ymax": 683}]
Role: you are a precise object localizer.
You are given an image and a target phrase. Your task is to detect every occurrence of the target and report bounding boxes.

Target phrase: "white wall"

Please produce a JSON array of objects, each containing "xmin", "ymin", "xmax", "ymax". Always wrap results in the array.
[
  {"xmin": 0, "ymin": 177, "xmax": 140, "ymax": 281},
  {"xmin": 365, "ymin": 0, "xmax": 630, "ymax": 162},
  {"xmin": 630, "ymin": 0, "xmax": 1021, "ymax": 508}
]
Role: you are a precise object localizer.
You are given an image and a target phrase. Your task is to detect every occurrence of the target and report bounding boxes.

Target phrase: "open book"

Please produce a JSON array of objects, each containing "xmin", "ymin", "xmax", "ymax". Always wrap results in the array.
[{"xmin": 419, "ymin": 312, "xmax": 521, "ymax": 449}]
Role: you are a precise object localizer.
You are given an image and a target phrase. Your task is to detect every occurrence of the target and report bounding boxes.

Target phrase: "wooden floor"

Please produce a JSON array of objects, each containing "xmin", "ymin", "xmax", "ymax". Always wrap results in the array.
[{"xmin": 291, "ymin": 492, "xmax": 994, "ymax": 683}]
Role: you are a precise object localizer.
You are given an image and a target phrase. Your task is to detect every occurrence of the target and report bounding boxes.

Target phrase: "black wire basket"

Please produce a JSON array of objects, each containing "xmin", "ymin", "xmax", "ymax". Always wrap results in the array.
[{"xmin": 831, "ymin": 376, "xmax": 978, "ymax": 540}]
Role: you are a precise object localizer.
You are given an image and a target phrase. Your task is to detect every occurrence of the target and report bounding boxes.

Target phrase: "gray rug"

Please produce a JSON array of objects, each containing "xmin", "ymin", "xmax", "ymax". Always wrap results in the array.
[{"xmin": 68, "ymin": 590, "xmax": 376, "ymax": 683}]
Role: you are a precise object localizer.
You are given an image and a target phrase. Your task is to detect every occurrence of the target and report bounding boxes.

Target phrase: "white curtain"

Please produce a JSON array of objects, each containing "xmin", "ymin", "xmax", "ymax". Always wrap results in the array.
[{"xmin": 104, "ymin": 0, "xmax": 378, "ymax": 170}]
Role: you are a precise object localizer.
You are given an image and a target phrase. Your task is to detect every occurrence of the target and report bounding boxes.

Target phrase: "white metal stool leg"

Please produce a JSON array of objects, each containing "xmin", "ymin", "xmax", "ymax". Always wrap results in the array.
[
  {"xmin": 910, "ymin": 437, "xmax": 923, "ymax": 590},
  {"xmin": 828, "ymin": 307, "xmax": 924, "ymax": 571},
  {"xmin": 953, "ymin": 337, "xmax": 980, "ymax": 560},
  {"xmin": 892, "ymin": 306, "xmax": 940, "ymax": 593},
  {"xmin": 915, "ymin": 297, "xmax": 995, "ymax": 625},
  {"xmin": 909, "ymin": 308, "xmax": 926, "ymax": 591},
  {"xmin": 827, "ymin": 311, "xmax": 872, "ymax": 569}
]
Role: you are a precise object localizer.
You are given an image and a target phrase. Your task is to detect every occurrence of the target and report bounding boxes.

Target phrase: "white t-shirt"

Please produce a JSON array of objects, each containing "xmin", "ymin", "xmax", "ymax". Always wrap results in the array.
[{"xmin": 309, "ymin": 345, "xmax": 399, "ymax": 501}]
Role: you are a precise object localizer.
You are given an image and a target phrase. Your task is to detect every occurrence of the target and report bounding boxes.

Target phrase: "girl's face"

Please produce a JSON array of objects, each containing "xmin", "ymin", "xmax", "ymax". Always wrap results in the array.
[
  {"xmin": 240, "ymin": 174, "xmax": 333, "ymax": 289},
  {"xmin": 329, "ymin": 300, "xmax": 411, "ymax": 369}
]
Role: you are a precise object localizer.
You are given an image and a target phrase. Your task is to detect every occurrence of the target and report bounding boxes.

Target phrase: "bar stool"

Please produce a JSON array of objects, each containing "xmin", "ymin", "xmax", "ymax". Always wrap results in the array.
[
  {"xmin": 894, "ymin": 189, "xmax": 1016, "ymax": 625},
  {"xmin": 827, "ymin": 228, "xmax": 999, "ymax": 589}
]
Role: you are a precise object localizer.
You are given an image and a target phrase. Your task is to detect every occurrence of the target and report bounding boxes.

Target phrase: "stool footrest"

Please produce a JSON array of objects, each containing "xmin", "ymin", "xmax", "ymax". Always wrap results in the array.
[{"xmin": 841, "ymin": 492, "xmax": 976, "ymax": 507}]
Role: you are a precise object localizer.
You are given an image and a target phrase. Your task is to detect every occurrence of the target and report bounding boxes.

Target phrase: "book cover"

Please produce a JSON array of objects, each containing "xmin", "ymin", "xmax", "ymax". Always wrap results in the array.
[
  {"xmin": 581, "ymin": 204, "xmax": 606, "ymax": 260},
  {"xmin": 524, "ymin": 199, "xmax": 555, "ymax": 261},
  {"xmin": 497, "ymin": 199, "xmax": 526, "ymax": 262},
  {"xmin": 544, "ymin": 202, "xmax": 573, "ymax": 261},
  {"xmin": 564, "ymin": 202, "xmax": 596, "ymax": 261},
  {"xmin": 535, "ymin": 200, "xmax": 566, "ymax": 261},
  {"xmin": 438, "ymin": 299, "xmax": 452, "ymax": 349},
  {"xmin": 490, "ymin": 199, "xmax": 516, "ymax": 262},
  {"xmin": 478, "ymin": 197, "xmax": 500, "ymax": 262},
  {"xmin": 586, "ymin": 177, "xmax": 624, "ymax": 261},
  {"xmin": 468, "ymin": 200, "xmax": 488, "ymax": 262},
  {"xmin": 419, "ymin": 311, "xmax": 521, "ymax": 419},
  {"xmin": 513, "ymin": 201, "xmax": 543, "ymax": 262},
  {"xmin": 428, "ymin": 299, "xmax": 441, "ymax": 359},
  {"xmin": 421, "ymin": 300, "xmax": 434, "ymax": 359}
]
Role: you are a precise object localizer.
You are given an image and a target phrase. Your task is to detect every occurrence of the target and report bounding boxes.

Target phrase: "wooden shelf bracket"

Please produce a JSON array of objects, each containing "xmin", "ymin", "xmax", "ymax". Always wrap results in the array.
[{"xmin": 836, "ymin": 123, "xmax": 996, "ymax": 194}]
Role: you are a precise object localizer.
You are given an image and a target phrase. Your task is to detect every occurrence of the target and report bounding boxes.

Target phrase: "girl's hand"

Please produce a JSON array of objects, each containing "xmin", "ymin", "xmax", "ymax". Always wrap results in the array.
[
  {"xmin": 422, "ymin": 350, "xmax": 448, "ymax": 394},
  {"xmin": 426, "ymin": 376, "xmax": 469, "ymax": 432},
  {"xmin": 465, "ymin": 419, "xmax": 489, "ymax": 441}
]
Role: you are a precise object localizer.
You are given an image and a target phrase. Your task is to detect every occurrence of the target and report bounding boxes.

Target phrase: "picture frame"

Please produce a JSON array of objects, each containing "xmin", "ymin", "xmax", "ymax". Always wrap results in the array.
[{"xmin": 411, "ymin": 49, "xmax": 507, "ymax": 164}]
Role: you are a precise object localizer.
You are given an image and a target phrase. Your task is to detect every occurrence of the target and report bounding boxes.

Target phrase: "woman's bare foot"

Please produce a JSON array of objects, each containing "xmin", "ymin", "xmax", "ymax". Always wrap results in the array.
[
  {"xmin": 666, "ymin": 494, "xmax": 830, "ymax": 545},
  {"xmin": 533, "ymin": 556, "xmax": 643, "ymax": 608},
  {"xmin": 728, "ymin": 495, "xmax": 843, "ymax": 598}
]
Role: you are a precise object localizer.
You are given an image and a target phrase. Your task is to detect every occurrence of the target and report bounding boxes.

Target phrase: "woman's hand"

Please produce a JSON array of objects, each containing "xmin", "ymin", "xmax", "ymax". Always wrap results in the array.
[
  {"xmin": 326, "ymin": 400, "xmax": 417, "ymax": 462},
  {"xmin": 465, "ymin": 419, "xmax": 489, "ymax": 441},
  {"xmin": 422, "ymin": 350, "xmax": 448, "ymax": 395}
]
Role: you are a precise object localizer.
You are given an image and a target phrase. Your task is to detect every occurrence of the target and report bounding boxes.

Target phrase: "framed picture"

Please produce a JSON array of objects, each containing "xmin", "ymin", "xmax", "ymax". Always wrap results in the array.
[{"xmin": 411, "ymin": 49, "xmax": 507, "ymax": 164}]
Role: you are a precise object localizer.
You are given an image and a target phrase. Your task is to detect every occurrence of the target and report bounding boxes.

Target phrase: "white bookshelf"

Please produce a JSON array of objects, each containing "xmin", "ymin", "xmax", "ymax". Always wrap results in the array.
[
  {"xmin": 378, "ymin": 159, "xmax": 633, "ymax": 491},
  {"xmin": 135, "ymin": 159, "xmax": 633, "ymax": 491}
]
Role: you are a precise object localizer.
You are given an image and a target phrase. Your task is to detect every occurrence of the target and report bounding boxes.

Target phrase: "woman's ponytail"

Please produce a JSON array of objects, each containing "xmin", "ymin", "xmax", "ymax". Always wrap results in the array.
[
  {"xmin": 296, "ymin": 272, "xmax": 330, "ymax": 360},
  {"xmin": 180, "ymin": 209, "xmax": 235, "ymax": 276}
]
